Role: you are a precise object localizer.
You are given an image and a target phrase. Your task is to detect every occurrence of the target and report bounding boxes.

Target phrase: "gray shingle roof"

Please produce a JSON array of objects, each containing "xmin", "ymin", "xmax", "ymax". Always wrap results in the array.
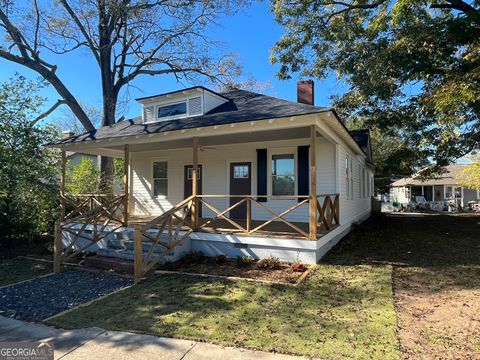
[
  {"xmin": 46, "ymin": 89, "xmax": 330, "ymax": 146},
  {"xmin": 349, "ymin": 129, "xmax": 372, "ymax": 163},
  {"xmin": 391, "ymin": 164, "xmax": 467, "ymax": 186}
]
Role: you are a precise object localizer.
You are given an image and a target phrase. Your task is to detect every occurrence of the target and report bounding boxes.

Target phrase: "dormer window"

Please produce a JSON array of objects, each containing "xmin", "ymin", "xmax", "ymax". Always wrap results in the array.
[
  {"xmin": 138, "ymin": 87, "xmax": 229, "ymax": 124},
  {"xmin": 158, "ymin": 102, "xmax": 187, "ymax": 119}
]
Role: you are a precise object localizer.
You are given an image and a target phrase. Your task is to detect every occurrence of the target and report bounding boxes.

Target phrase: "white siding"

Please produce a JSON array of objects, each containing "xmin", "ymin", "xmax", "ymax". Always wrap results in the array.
[
  {"xmin": 130, "ymin": 138, "xmax": 337, "ymax": 223},
  {"xmin": 336, "ymin": 145, "xmax": 372, "ymax": 225}
]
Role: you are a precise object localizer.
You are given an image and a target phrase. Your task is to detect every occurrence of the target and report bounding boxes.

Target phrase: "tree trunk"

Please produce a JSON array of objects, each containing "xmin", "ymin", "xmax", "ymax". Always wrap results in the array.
[{"xmin": 98, "ymin": 0, "xmax": 117, "ymax": 193}]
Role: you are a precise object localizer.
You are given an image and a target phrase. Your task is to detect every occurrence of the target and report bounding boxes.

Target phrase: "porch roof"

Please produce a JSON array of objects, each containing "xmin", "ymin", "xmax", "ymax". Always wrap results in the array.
[
  {"xmin": 391, "ymin": 164, "xmax": 466, "ymax": 187},
  {"xmin": 46, "ymin": 89, "xmax": 330, "ymax": 147}
]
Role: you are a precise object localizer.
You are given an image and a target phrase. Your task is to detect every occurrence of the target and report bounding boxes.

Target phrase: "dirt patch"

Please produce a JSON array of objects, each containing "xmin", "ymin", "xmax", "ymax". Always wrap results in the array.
[
  {"xmin": 323, "ymin": 213, "xmax": 480, "ymax": 359},
  {"xmin": 159, "ymin": 259, "xmax": 308, "ymax": 284},
  {"xmin": 394, "ymin": 266, "xmax": 480, "ymax": 359}
]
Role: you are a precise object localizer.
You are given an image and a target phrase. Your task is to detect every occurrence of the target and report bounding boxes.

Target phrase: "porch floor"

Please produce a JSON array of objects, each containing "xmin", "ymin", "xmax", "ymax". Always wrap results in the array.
[{"xmin": 127, "ymin": 215, "xmax": 337, "ymax": 240}]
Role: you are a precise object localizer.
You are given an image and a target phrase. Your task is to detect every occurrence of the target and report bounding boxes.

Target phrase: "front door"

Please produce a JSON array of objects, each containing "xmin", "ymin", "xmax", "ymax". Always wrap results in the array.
[
  {"xmin": 230, "ymin": 162, "xmax": 251, "ymax": 219},
  {"xmin": 184, "ymin": 165, "xmax": 202, "ymax": 217}
]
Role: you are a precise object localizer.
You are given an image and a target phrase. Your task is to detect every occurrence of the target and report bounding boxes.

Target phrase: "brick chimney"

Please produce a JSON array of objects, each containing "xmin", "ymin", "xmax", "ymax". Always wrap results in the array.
[
  {"xmin": 297, "ymin": 80, "xmax": 314, "ymax": 106},
  {"xmin": 62, "ymin": 130, "xmax": 74, "ymax": 139}
]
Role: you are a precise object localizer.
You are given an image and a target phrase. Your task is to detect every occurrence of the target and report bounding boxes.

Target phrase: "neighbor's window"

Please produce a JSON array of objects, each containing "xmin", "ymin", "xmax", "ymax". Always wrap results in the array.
[
  {"xmin": 157, "ymin": 102, "xmax": 186, "ymax": 119},
  {"xmin": 272, "ymin": 154, "xmax": 295, "ymax": 196},
  {"xmin": 445, "ymin": 186, "xmax": 453, "ymax": 199},
  {"xmin": 153, "ymin": 161, "xmax": 168, "ymax": 196}
]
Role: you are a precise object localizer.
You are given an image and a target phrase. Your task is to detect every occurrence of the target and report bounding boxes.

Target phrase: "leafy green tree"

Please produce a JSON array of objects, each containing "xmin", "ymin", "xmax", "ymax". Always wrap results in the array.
[
  {"xmin": 0, "ymin": 75, "xmax": 59, "ymax": 247},
  {"xmin": 66, "ymin": 158, "xmax": 101, "ymax": 194},
  {"xmin": 271, "ymin": 0, "xmax": 480, "ymax": 173},
  {"xmin": 66, "ymin": 157, "xmax": 124, "ymax": 194},
  {"xmin": 459, "ymin": 154, "xmax": 480, "ymax": 190}
]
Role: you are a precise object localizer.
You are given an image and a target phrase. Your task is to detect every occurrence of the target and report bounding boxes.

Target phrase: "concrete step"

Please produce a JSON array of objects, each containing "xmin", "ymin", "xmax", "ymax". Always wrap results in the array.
[
  {"xmin": 96, "ymin": 248, "xmax": 175, "ymax": 263},
  {"xmin": 106, "ymin": 238, "xmax": 168, "ymax": 253}
]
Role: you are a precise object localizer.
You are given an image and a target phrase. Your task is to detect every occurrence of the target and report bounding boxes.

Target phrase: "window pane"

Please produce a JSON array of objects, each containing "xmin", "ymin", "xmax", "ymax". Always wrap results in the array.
[
  {"xmin": 272, "ymin": 175, "xmax": 295, "ymax": 195},
  {"xmin": 154, "ymin": 179, "xmax": 168, "ymax": 196},
  {"xmin": 153, "ymin": 161, "xmax": 167, "ymax": 178},
  {"xmin": 158, "ymin": 102, "xmax": 186, "ymax": 118},
  {"xmin": 234, "ymin": 165, "xmax": 249, "ymax": 178},
  {"xmin": 272, "ymin": 154, "xmax": 294, "ymax": 176}
]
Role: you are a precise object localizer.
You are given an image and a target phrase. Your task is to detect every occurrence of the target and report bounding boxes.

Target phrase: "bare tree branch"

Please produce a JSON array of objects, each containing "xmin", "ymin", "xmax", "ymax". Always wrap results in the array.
[{"xmin": 30, "ymin": 99, "xmax": 67, "ymax": 127}]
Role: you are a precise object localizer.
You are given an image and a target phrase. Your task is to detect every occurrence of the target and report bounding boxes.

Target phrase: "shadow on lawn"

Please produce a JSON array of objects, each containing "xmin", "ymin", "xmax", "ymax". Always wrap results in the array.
[
  {"xmin": 48, "ymin": 269, "xmax": 396, "ymax": 359},
  {"xmin": 323, "ymin": 212, "xmax": 480, "ymax": 268}
]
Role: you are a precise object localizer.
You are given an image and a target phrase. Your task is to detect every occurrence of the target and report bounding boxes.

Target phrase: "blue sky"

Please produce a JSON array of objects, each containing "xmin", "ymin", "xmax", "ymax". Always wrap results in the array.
[{"xmin": 0, "ymin": 1, "xmax": 346, "ymax": 124}]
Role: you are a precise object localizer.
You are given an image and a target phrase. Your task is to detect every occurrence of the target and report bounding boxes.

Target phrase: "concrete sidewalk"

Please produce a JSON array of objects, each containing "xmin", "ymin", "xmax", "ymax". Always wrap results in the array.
[{"xmin": 0, "ymin": 316, "xmax": 309, "ymax": 360}]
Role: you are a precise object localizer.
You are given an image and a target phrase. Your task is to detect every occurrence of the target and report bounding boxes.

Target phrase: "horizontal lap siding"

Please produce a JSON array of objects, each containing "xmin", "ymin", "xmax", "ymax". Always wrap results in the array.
[
  {"xmin": 131, "ymin": 138, "xmax": 337, "ymax": 223},
  {"xmin": 337, "ymin": 145, "xmax": 371, "ymax": 225}
]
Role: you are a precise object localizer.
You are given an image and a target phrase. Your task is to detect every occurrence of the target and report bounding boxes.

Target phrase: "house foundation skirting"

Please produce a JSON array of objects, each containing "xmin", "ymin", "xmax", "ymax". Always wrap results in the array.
[{"xmin": 61, "ymin": 209, "xmax": 370, "ymax": 265}]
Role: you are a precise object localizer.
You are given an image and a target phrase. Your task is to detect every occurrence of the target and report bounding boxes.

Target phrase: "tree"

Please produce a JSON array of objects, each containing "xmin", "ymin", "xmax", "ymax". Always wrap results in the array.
[
  {"xmin": 0, "ymin": 0, "xmax": 243, "ymax": 186},
  {"xmin": 460, "ymin": 161, "xmax": 480, "ymax": 190},
  {"xmin": 459, "ymin": 153, "xmax": 480, "ymax": 190},
  {"xmin": 271, "ymin": 0, "xmax": 480, "ymax": 174},
  {"xmin": 53, "ymin": 103, "xmax": 102, "ymax": 135},
  {"xmin": 0, "ymin": 75, "xmax": 59, "ymax": 247},
  {"xmin": 347, "ymin": 119, "xmax": 429, "ymax": 192}
]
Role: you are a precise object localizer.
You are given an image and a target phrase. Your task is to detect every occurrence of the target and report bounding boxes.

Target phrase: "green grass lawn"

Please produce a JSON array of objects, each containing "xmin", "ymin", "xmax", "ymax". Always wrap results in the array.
[
  {"xmin": 0, "ymin": 257, "xmax": 53, "ymax": 287},
  {"xmin": 47, "ymin": 264, "xmax": 399, "ymax": 359}
]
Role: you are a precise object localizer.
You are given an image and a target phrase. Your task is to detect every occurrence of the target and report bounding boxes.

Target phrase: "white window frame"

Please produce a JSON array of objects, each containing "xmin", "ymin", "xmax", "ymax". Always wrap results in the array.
[
  {"xmin": 350, "ymin": 158, "xmax": 353, "ymax": 200},
  {"xmin": 269, "ymin": 148, "xmax": 297, "ymax": 198},
  {"xmin": 143, "ymin": 96, "xmax": 205, "ymax": 124},
  {"xmin": 155, "ymin": 100, "xmax": 188, "ymax": 121},
  {"xmin": 152, "ymin": 159, "xmax": 168, "ymax": 198},
  {"xmin": 345, "ymin": 157, "xmax": 350, "ymax": 200}
]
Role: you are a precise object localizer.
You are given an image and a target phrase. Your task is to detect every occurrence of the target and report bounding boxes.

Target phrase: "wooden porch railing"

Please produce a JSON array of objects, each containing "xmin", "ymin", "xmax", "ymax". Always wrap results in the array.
[
  {"xmin": 134, "ymin": 195, "xmax": 195, "ymax": 283},
  {"xmin": 54, "ymin": 192, "xmax": 339, "ymax": 281},
  {"xmin": 195, "ymin": 194, "xmax": 339, "ymax": 239},
  {"xmin": 54, "ymin": 194, "xmax": 126, "ymax": 272},
  {"xmin": 316, "ymin": 194, "xmax": 340, "ymax": 231}
]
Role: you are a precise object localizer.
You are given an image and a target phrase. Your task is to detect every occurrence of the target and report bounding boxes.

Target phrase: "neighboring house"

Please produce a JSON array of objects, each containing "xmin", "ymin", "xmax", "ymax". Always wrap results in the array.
[
  {"xmin": 390, "ymin": 164, "xmax": 480, "ymax": 208},
  {"xmin": 46, "ymin": 81, "xmax": 374, "ymax": 266}
]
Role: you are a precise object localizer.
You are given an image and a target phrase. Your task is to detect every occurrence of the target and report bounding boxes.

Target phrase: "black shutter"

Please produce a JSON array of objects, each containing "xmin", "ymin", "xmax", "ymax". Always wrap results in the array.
[
  {"xmin": 297, "ymin": 145, "xmax": 309, "ymax": 202},
  {"xmin": 256, "ymin": 149, "xmax": 267, "ymax": 202}
]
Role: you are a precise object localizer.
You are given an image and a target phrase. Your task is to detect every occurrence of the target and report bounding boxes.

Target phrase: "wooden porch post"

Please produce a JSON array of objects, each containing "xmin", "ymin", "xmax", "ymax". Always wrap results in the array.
[
  {"xmin": 55, "ymin": 149, "xmax": 66, "ymax": 273},
  {"xmin": 192, "ymin": 137, "xmax": 199, "ymax": 230},
  {"xmin": 123, "ymin": 144, "xmax": 130, "ymax": 226},
  {"xmin": 309, "ymin": 125, "xmax": 317, "ymax": 240},
  {"xmin": 60, "ymin": 149, "xmax": 66, "ymax": 221},
  {"xmin": 53, "ymin": 220, "xmax": 62, "ymax": 273},
  {"xmin": 134, "ymin": 225, "xmax": 143, "ymax": 284}
]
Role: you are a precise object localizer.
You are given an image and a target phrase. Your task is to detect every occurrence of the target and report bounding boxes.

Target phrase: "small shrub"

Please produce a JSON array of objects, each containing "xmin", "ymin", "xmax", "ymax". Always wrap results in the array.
[
  {"xmin": 257, "ymin": 256, "xmax": 281, "ymax": 270},
  {"xmin": 210, "ymin": 254, "xmax": 228, "ymax": 265},
  {"xmin": 292, "ymin": 262, "xmax": 307, "ymax": 272},
  {"xmin": 236, "ymin": 255, "xmax": 254, "ymax": 267},
  {"xmin": 181, "ymin": 251, "xmax": 206, "ymax": 264}
]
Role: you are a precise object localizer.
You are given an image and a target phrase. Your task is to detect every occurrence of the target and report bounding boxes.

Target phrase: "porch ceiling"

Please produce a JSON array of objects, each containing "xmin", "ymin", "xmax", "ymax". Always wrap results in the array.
[{"xmin": 67, "ymin": 126, "xmax": 318, "ymax": 157}]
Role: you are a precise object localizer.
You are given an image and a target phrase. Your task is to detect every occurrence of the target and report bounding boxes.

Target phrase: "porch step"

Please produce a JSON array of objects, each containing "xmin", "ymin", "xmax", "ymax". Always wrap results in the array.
[
  {"xmin": 106, "ymin": 238, "xmax": 169, "ymax": 253},
  {"xmin": 96, "ymin": 248, "xmax": 176, "ymax": 264},
  {"xmin": 83, "ymin": 255, "xmax": 135, "ymax": 274}
]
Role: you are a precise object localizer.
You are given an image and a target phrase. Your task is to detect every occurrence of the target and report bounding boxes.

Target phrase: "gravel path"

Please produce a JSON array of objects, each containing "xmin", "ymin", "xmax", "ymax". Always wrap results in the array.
[{"xmin": 0, "ymin": 269, "xmax": 133, "ymax": 322}]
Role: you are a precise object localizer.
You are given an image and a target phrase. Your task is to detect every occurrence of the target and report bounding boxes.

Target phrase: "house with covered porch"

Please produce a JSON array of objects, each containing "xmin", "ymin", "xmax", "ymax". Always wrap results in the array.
[
  {"xmin": 390, "ymin": 164, "xmax": 480, "ymax": 210},
  {"xmin": 46, "ymin": 81, "xmax": 374, "ymax": 280}
]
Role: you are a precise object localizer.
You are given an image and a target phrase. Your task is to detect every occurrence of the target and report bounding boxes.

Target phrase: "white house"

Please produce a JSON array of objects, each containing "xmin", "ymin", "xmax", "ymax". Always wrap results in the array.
[
  {"xmin": 46, "ymin": 81, "xmax": 374, "ymax": 276},
  {"xmin": 390, "ymin": 164, "xmax": 480, "ymax": 209}
]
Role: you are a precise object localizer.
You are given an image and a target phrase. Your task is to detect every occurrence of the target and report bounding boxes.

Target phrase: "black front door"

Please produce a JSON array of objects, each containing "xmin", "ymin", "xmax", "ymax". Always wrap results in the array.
[
  {"xmin": 230, "ymin": 162, "xmax": 251, "ymax": 219},
  {"xmin": 184, "ymin": 165, "xmax": 202, "ymax": 217}
]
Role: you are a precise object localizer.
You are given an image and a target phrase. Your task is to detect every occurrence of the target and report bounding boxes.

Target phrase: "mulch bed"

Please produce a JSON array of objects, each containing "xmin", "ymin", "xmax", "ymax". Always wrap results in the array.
[
  {"xmin": 159, "ymin": 259, "xmax": 308, "ymax": 284},
  {"xmin": 0, "ymin": 269, "xmax": 133, "ymax": 322}
]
